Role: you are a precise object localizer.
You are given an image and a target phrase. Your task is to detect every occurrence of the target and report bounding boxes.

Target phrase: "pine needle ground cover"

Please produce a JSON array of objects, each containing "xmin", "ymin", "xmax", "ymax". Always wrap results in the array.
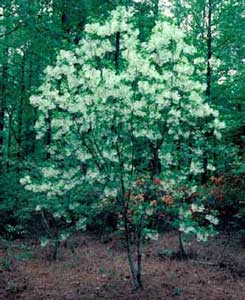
[{"xmin": 1, "ymin": 232, "xmax": 244, "ymax": 300}]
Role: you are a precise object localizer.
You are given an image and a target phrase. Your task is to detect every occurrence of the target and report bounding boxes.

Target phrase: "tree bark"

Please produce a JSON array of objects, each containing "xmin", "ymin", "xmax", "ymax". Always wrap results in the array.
[
  {"xmin": 0, "ymin": 57, "xmax": 8, "ymax": 173},
  {"xmin": 178, "ymin": 230, "xmax": 187, "ymax": 259},
  {"xmin": 114, "ymin": 27, "xmax": 143, "ymax": 290},
  {"xmin": 202, "ymin": 0, "xmax": 212, "ymax": 184},
  {"xmin": 123, "ymin": 203, "xmax": 141, "ymax": 289},
  {"xmin": 46, "ymin": 112, "xmax": 52, "ymax": 160},
  {"xmin": 136, "ymin": 215, "xmax": 144, "ymax": 288},
  {"xmin": 6, "ymin": 110, "xmax": 12, "ymax": 172},
  {"xmin": 149, "ymin": 142, "xmax": 161, "ymax": 179},
  {"xmin": 17, "ymin": 53, "xmax": 26, "ymax": 166}
]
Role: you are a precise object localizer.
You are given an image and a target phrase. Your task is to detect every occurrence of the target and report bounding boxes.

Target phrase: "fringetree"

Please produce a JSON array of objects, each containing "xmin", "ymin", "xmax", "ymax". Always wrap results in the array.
[{"xmin": 21, "ymin": 6, "xmax": 224, "ymax": 289}]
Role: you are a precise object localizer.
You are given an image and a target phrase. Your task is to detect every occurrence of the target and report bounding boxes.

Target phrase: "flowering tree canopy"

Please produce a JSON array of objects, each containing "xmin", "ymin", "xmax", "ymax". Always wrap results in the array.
[
  {"xmin": 21, "ymin": 6, "xmax": 224, "ymax": 288},
  {"xmin": 26, "ymin": 6, "xmax": 224, "ymax": 195}
]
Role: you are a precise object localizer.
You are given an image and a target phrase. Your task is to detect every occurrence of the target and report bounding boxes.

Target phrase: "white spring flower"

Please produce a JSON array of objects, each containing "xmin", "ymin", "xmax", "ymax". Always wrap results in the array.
[
  {"xmin": 41, "ymin": 167, "xmax": 60, "ymax": 178},
  {"xmin": 145, "ymin": 232, "xmax": 159, "ymax": 241},
  {"xmin": 35, "ymin": 205, "xmax": 42, "ymax": 211},
  {"xmin": 20, "ymin": 175, "xmax": 31, "ymax": 186},
  {"xmin": 207, "ymin": 164, "xmax": 216, "ymax": 171},
  {"xmin": 197, "ymin": 233, "xmax": 209, "ymax": 242},
  {"xmin": 205, "ymin": 215, "xmax": 219, "ymax": 225},
  {"xmin": 191, "ymin": 203, "xmax": 205, "ymax": 213}
]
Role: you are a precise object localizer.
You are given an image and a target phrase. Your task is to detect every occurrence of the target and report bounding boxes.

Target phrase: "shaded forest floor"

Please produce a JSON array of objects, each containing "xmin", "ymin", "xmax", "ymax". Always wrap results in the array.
[{"xmin": 1, "ymin": 232, "xmax": 244, "ymax": 300}]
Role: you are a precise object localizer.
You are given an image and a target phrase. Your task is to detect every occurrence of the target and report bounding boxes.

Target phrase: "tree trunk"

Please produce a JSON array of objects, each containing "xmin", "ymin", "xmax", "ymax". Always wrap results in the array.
[
  {"xmin": 149, "ymin": 142, "xmax": 161, "ymax": 179},
  {"xmin": 115, "ymin": 28, "xmax": 142, "ymax": 289},
  {"xmin": 51, "ymin": 239, "xmax": 60, "ymax": 261},
  {"xmin": 206, "ymin": 0, "xmax": 212, "ymax": 101},
  {"xmin": 0, "ymin": 48, "xmax": 8, "ymax": 174},
  {"xmin": 0, "ymin": 52, "xmax": 8, "ymax": 173},
  {"xmin": 26, "ymin": 51, "xmax": 36, "ymax": 156},
  {"xmin": 6, "ymin": 111, "xmax": 12, "ymax": 172},
  {"xmin": 178, "ymin": 230, "xmax": 187, "ymax": 259},
  {"xmin": 46, "ymin": 112, "xmax": 52, "ymax": 159},
  {"xmin": 136, "ymin": 215, "xmax": 144, "ymax": 288},
  {"xmin": 202, "ymin": 0, "xmax": 212, "ymax": 184},
  {"xmin": 123, "ymin": 204, "xmax": 141, "ymax": 289},
  {"xmin": 17, "ymin": 53, "xmax": 26, "ymax": 166}
]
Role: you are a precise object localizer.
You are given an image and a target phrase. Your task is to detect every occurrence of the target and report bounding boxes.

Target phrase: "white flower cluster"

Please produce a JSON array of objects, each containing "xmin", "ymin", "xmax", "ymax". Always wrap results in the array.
[
  {"xmin": 104, "ymin": 187, "xmax": 118, "ymax": 198},
  {"xmin": 27, "ymin": 6, "xmax": 224, "ymax": 238},
  {"xmin": 205, "ymin": 214, "xmax": 219, "ymax": 225},
  {"xmin": 179, "ymin": 223, "xmax": 196, "ymax": 234},
  {"xmin": 190, "ymin": 161, "xmax": 204, "ymax": 175},
  {"xmin": 197, "ymin": 232, "xmax": 209, "ymax": 242},
  {"xmin": 179, "ymin": 207, "xmax": 192, "ymax": 219},
  {"xmin": 145, "ymin": 231, "xmax": 159, "ymax": 241},
  {"xmin": 41, "ymin": 167, "xmax": 60, "ymax": 178},
  {"xmin": 191, "ymin": 203, "xmax": 205, "ymax": 213},
  {"xmin": 85, "ymin": 6, "xmax": 134, "ymax": 37},
  {"xmin": 20, "ymin": 175, "xmax": 31, "ymax": 185}
]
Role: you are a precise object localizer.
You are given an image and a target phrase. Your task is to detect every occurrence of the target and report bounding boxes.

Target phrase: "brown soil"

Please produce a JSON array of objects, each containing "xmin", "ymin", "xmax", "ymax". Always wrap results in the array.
[{"xmin": 1, "ymin": 232, "xmax": 244, "ymax": 300}]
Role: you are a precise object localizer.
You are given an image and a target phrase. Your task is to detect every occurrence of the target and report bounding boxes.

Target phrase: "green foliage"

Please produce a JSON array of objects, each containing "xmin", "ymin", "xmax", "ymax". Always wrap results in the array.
[
  {"xmin": 207, "ymin": 175, "xmax": 245, "ymax": 230},
  {"xmin": 0, "ymin": 0, "xmax": 243, "ymax": 288},
  {"xmin": 0, "ymin": 172, "xmax": 33, "ymax": 238},
  {"xmin": 22, "ymin": 6, "xmax": 223, "ymax": 247},
  {"xmin": 17, "ymin": 8, "xmax": 225, "ymax": 286}
]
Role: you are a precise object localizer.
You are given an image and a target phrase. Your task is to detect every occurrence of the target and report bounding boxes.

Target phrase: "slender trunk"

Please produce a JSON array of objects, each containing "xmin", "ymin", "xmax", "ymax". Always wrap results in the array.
[
  {"xmin": 123, "ymin": 203, "xmax": 140, "ymax": 289},
  {"xmin": 115, "ymin": 29, "xmax": 141, "ymax": 289},
  {"xmin": 0, "ymin": 102, "xmax": 5, "ymax": 169},
  {"xmin": 136, "ymin": 215, "xmax": 144, "ymax": 288},
  {"xmin": 0, "ymin": 49, "xmax": 8, "ymax": 174},
  {"xmin": 206, "ymin": 0, "xmax": 212, "ymax": 101},
  {"xmin": 41, "ymin": 210, "xmax": 60, "ymax": 261},
  {"xmin": 202, "ymin": 0, "xmax": 212, "ymax": 184},
  {"xmin": 32, "ymin": 108, "xmax": 37, "ymax": 154},
  {"xmin": 27, "ymin": 51, "xmax": 36, "ymax": 156},
  {"xmin": 178, "ymin": 230, "xmax": 187, "ymax": 259},
  {"xmin": 46, "ymin": 112, "xmax": 52, "ymax": 159},
  {"xmin": 150, "ymin": 143, "xmax": 161, "ymax": 179},
  {"xmin": 188, "ymin": 131, "xmax": 193, "ymax": 181},
  {"xmin": 61, "ymin": 0, "xmax": 72, "ymax": 43},
  {"xmin": 0, "ymin": 53, "xmax": 8, "ymax": 172},
  {"xmin": 115, "ymin": 31, "xmax": 120, "ymax": 72},
  {"xmin": 17, "ymin": 54, "xmax": 26, "ymax": 166},
  {"xmin": 202, "ymin": 3, "xmax": 206, "ymax": 40},
  {"xmin": 51, "ymin": 237, "xmax": 60, "ymax": 261},
  {"xmin": 6, "ymin": 112, "xmax": 12, "ymax": 172}
]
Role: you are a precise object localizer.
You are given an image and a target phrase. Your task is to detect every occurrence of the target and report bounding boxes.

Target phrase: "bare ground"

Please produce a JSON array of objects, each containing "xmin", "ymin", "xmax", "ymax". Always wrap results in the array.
[{"xmin": 1, "ymin": 232, "xmax": 244, "ymax": 300}]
